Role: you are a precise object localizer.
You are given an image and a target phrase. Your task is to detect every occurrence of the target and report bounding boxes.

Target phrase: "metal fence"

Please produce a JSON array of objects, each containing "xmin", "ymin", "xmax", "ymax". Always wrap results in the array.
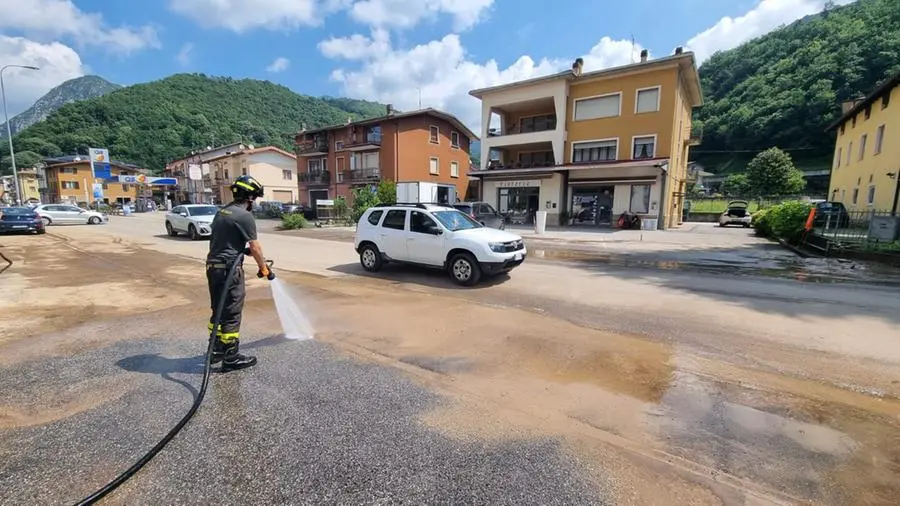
[{"xmin": 808, "ymin": 208, "xmax": 900, "ymax": 247}]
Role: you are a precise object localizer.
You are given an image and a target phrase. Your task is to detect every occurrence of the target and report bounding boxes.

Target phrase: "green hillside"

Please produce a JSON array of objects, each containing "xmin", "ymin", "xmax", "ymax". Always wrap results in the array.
[
  {"xmin": 694, "ymin": 0, "xmax": 900, "ymax": 173},
  {"xmin": 1, "ymin": 74, "xmax": 385, "ymax": 173}
]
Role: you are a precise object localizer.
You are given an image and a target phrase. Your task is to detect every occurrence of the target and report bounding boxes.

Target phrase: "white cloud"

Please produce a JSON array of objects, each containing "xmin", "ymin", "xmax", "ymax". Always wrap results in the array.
[
  {"xmin": 168, "ymin": 0, "xmax": 321, "ymax": 32},
  {"xmin": 266, "ymin": 57, "xmax": 291, "ymax": 73},
  {"xmin": 0, "ymin": 0, "xmax": 159, "ymax": 54},
  {"xmin": 686, "ymin": 0, "xmax": 856, "ymax": 63},
  {"xmin": 176, "ymin": 43, "xmax": 194, "ymax": 67},
  {"xmin": 346, "ymin": 0, "xmax": 495, "ymax": 31},
  {"xmin": 325, "ymin": 31, "xmax": 637, "ymax": 131},
  {"xmin": 0, "ymin": 35, "xmax": 85, "ymax": 117}
]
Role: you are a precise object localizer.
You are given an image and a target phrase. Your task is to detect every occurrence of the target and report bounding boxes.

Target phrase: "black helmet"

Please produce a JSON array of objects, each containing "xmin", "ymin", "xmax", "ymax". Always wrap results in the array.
[{"xmin": 231, "ymin": 175, "xmax": 264, "ymax": 200}]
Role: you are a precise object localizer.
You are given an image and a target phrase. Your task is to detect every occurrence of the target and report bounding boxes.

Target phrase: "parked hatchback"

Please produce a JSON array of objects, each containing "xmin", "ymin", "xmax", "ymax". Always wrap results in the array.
[
  {"xmin": 718, "ymin": 200, "xmax": 752, "ymax": 228},
  {"xmin": 453, "ymin": 201, "xmax": 506, "ymax": 230},
  {"xmin": 33, "ymin": 204, "xmax": 107, "ymax": 226},
  {"xmin": 0, "ymin": 207, "xmax": 45, "ymax": 235}
]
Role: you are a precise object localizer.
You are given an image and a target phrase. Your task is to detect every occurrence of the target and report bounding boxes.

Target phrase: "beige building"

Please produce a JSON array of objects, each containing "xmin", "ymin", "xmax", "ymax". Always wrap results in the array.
[{"xmin": 205, "ymin": 146, "xmax": 298, "ymax": 203}]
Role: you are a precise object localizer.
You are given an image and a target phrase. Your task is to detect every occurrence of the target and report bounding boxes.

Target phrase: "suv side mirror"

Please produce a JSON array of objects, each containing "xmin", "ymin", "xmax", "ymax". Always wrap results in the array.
[
  {"xmin": 428, "ymin": 225, "xmax": 443, "ymax": 235},
  {"xmin": 180, "ymin": 212, "xmax": 188, "ymax": 217}
]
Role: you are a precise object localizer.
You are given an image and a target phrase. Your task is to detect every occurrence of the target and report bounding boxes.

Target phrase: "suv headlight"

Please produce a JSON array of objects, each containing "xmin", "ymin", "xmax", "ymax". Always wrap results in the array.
[{"xmin": 488, "ymin": 242, "xmax": 505, "ymax": 253}]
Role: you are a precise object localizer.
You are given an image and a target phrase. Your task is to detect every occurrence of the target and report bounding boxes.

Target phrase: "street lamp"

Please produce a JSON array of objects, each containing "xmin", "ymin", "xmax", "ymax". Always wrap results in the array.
[{"xmin": 1, "ymin": 64, "xmax": 40, "ymax": 205}]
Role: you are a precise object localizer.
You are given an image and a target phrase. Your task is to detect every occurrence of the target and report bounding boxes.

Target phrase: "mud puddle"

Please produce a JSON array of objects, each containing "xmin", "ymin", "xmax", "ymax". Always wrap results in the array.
[{"xmin": 529, "ymin": 247, "xmax": 900, "ymax": 286}]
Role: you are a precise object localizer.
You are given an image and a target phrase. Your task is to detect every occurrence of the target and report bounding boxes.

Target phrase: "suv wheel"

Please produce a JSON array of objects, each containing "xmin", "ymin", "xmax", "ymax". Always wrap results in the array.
[
  {"xmin": 359, "ymin": 244, "xmax": 383, "ymax": 272},
  {"xmin": 189, "ymin": 224, "xmax": 200, "ymax": 240},
  {"xmin": 166, "ymin": 221, "xmax": 177, "ymax": 236},
  {"xmin": 449, "ymin": 252, "xmax": 482, "ymax": 286}
]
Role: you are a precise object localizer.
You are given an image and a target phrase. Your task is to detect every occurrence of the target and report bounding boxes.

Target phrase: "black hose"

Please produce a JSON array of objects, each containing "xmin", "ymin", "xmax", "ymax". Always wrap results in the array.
[{"xmin": 74, "ymin": 258, "xmax": 242, "ymax": 506}]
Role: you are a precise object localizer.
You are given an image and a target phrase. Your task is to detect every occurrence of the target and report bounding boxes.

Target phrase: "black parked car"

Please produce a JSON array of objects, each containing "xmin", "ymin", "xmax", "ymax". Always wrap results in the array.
[
  {"xmin": 453, "ymin": 202, "xmax": 506, "ymax": 229},
  {"xmin": 0, "ymin": 207, "xmax": 46, "ymax": 235},
  {"xmin": 813, "ymin": 201, "xmax": 851, "ymax": 228}
]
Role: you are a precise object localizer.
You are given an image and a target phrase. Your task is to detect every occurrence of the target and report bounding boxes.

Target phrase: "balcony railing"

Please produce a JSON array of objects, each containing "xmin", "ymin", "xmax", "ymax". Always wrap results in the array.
[
  {"xmin": 300, "ymin": 170, "xmax": 330, "ymax": 185},
  {"xmin": 348, "ymin": 168, "xmax": 381, "ymax": 181},
  {"xmin": 485, "ymin": 160, "xmax": 556, "ymax": 170},
  {"xmin": 686, "ymin": 125, "xmax": 703, "ymax": 146},
  {"xmin": 296, "ymin": 141, "xmax": 329, "ymax": 155},
  {"xmin": 345, "ymin": 134, "xmax": 382, "ymax": 151}
]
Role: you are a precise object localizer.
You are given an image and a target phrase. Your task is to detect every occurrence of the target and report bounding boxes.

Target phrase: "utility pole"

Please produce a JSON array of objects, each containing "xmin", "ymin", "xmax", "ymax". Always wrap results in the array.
[{"xmin": 1, "ymin": 64, "xmax": 40, "ymax": 205}]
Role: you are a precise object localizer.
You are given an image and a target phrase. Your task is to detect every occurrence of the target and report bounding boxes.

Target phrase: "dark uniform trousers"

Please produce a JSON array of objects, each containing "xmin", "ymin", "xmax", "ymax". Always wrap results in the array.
[{"xmin": 206, "ymin": 261, "xmax": 245, "ymax": 344}]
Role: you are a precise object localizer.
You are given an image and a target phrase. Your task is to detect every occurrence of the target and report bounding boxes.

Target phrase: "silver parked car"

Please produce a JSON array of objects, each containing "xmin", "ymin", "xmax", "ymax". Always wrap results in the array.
[
  {"xmin": 33, "ymin": 204, "xmax": 108, "ymax": 226},
  {"xmin": 718, "ymin": 200, "xmax": 752, "ymax": 228}
]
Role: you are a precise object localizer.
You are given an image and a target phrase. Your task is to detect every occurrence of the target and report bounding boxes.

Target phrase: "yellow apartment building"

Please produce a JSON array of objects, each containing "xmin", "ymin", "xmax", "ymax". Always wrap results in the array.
[
  {"xmin": 40, "ymin": 156, "xmax": 146, "ymax": 206},
  {"xmin": 826, "ymin": 70, "xmax": 899, "ymax": 213},
  {"xmin": 17, "ymin": 169, "xmax": 41, "ymax": 202},
  {"xmin": 468, "ymin": 48, "xmax": 702, "ymax": 229}
]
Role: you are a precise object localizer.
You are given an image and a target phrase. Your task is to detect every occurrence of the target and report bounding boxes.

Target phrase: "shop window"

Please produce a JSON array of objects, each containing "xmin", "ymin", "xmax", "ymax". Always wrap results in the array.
[{"xmin": 630, "ymin": 185, "xmax": 651, "ymax": 214}]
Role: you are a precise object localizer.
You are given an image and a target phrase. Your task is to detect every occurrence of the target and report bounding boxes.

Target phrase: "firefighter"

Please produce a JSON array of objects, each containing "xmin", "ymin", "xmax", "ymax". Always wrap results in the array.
[{"xmin": 206, "ymin": 175, "xmax": 274, "ymax": 371}]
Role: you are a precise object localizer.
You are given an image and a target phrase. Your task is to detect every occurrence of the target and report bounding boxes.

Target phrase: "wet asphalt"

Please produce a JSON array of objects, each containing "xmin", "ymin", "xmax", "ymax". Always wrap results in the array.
[{"xmin": 0, "ymin": 330, "xmax": 607, "ymax": 505}]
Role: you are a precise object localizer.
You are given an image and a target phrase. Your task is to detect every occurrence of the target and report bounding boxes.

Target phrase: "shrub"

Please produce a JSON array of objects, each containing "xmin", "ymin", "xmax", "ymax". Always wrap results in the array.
[
  {"xmin": 752, "ymin": 201, "xmax": 812, "ymax": 243},
  {"xmin": 280, "ymin": 213, "xmax": 308, "ymax": 230}
]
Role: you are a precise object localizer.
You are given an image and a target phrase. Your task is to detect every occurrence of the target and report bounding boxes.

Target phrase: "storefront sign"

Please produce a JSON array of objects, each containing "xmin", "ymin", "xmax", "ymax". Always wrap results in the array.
[{"xmin": 496, "ymin": 179, "xmax": 542, "ymax": 188}]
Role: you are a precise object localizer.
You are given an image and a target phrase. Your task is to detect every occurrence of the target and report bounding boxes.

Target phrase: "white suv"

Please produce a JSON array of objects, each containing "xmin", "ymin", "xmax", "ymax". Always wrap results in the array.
[{"xmin": 354, "ymin": 203, "xmax": 527, "ymax": 286}]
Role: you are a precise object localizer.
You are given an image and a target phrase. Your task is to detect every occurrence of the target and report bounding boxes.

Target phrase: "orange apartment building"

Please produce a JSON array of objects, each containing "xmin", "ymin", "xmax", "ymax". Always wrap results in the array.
[
  {"xmin": 293, "ymin": 107, "xmax": 477, "ymax": 206},
  {"xmin": 39, "ymin": 155, "xmax": 147, "ymax": 206}
]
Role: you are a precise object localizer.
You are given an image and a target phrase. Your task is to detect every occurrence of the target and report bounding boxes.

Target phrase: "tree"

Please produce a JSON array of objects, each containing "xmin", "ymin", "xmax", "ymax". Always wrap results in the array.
[
  {"xmin": 746, "ymin": 147, "xmax": 807, "ymax": 196},
  {"xmin": 721, "ymin": 174, "xmax": 752, "ymax": 196}
]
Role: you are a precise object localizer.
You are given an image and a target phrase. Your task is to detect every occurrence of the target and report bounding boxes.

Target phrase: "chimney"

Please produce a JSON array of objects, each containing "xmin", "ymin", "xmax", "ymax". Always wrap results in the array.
[
  {"xmin": 640, "ymin": 49, "xmax": 648, "ymax": 63},
  {"xmin": 386, "ymin": 104, "xmax": 394, "ymax": 116},
  {"xmin": 571, "ymin": 58, "xmax": 584, "ymax": 77},
  {"xmin": 300, "ymin": 122, "xmax": 307, "ymax": 132},
  {"xmin": 675, "ymin": 46, "xmax": 683, "ymax": 55},
  {"xmin": 346, "ymin": 116, "xmax": 352, "ymax": 125}
]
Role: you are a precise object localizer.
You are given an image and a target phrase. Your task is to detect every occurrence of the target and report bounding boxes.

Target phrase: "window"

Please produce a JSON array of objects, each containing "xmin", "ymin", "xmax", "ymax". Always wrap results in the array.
[
  {"xmin": 883, "ymin": 93, "xmax": 891, "ymax": 109},
  {"xmin": 867, "ymin": 186, "xmax": 876, "ymax": 206},
  {"xmin": 450, "ymin": 161, "xmax": 459, "ymax": 178},
  {"xmin": 62, "ymin": 181, "xmax": 79, "ymax": 189},
  {"xmin": 308, "ymin": 159, "xmax": 322, "ymax": 172},
  {"xmin": 429, "ymin": 157, "xmax": 439, "ymax": 175},
  {"xmin": 840, "ymin": 189, "xmax": 846, "ymax": 202},
  {"xmin": 282, "ymin": 170, "xmax": 292, "ymax": 180},
  {"xmin": 519, "ymin": 114, "xmax": 556, "ymax": 133},
  {"xmin": 573, "ymin": 94, "xmax": 620, "ymax": 120},
  {"xmin": 636, "ymin": 87, "xmax": 660, "ymax": 113},
  {"xmin": 573, "ymin": 140, "xmax": 617, "ymax": 163},
  {"xmin": 381, "ymin": 209, "xmax": 406, "ymax": 230},
  {"xmin": 224, "ymin": 169, "xmax": 230, "ymax": 179},
  {"xmin": 367, "ymin": 209, "xmax": 384, "ymax": 225},
  {"xmin": 429, "ymin": 125, "xmax": 439, "ymax": 144},
  {"xmin": 450, "ymin": 131, "xmax": 460, "ymax": 148},
  {"xmin": 875, "ymin": 125, "xmax": 885, "ymax": 155},
  {"xmin": 410, "ymin": 211, "xmax": 439, "ymax": 234},
  {"xmin": 122, "ymin": 184, "xmax": 131, "ymax": 191},
  {"xmin": 633, "ymin": 136, "xmax": 656, "ymax": 159},
  {"xmin": 335, "ymin": 141, "xmax": 344, "ymax": 151},
  {"xmin": 846, "ymin": 142, "xmax": 853, "ymax": 165},
  {"xmin": 336, "ymin": 156, "xmax": 345, "ymax": 172},
  {"xmin": 630, "ymin": 185, "xmax": 651, "ymax": 214},
  {"xmin": 834, "ymin": 147, "xmax": 842, "ymax": 169},
  {"xmin": 859, "ymin": 134, "xmax": 867, "ymax": 160},
  {"xmin": 60, "ymin": 167, "xmax": 77, "ymax": 174},
  {"xmin": 852, "ymin": 188, "xmax": 859, "ymax": 205}
]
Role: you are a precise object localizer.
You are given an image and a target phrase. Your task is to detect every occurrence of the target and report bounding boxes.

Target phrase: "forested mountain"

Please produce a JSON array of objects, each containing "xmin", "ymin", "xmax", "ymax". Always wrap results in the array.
[
  {"xmin": 0, "ymin": 76, "xmax": 121, "ymax": 139},
  {"xmin": 694, "ymin": 0, "xmax": 900, "ymax": 173},
  {"xmin": 1, "ymin": 74, "xmax": 385, "ymax": 173}
]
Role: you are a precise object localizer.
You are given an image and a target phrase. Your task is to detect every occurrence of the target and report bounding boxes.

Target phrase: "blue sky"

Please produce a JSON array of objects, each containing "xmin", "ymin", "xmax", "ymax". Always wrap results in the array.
[{"xmin": 0, "ymin": 0, "xmax": 853, "ymax": 129}]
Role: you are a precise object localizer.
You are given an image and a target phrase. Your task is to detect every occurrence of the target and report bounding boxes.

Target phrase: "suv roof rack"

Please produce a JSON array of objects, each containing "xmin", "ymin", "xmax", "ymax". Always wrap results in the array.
[{"xmin": 373, "ymin": 202, "xmax": 431, "ymax": 209}]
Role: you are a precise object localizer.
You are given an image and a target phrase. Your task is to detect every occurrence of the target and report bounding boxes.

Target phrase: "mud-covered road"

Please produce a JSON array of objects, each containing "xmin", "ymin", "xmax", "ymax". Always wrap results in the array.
[{"xmin": 1, "ymin": 218, "xmax": 899, "ymax": 505}]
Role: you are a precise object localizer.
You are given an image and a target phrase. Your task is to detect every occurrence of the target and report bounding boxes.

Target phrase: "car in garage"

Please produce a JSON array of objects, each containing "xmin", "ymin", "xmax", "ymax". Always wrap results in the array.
[
  {"xmin": 33, "ymin": 204, "xmax": 107, "ymax": 226},
  {"xmin": 718, "ymin": 200, "xmax": 752, "ymax": 228},
  {"xmin": 354, "ymin": 203, "xmax": 526, "ymax": 286},
  {"xmin": 0, "ymin": 207, "xmax": 45, "ymax": 235},
  {"xmin": 165, "ymin": 204, "xmax": 219, "ymax": 240}
]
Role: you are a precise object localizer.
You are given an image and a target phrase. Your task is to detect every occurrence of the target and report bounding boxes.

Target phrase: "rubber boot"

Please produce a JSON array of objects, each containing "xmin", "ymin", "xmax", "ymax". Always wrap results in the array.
[
  {"xmin": 210, "ymin": 339, "xmax": 226, "ymax": 364},
  {"xmin": 221, "ymin": 339, "xmax": 257, "ymax": 372}
]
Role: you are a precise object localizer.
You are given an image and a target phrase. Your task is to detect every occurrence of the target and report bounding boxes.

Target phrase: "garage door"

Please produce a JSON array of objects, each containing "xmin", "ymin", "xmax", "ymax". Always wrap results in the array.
[{"xmin": 272, "ymin": 190, "xmax": 293, "ymax": 203}]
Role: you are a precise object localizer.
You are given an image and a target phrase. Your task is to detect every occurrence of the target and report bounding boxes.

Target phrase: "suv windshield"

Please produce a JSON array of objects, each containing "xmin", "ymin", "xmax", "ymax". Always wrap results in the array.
[
  {"xmin": 431, "ymin": 210, "xmax": 482, "ymax": 231},
  {"xmin": 189, "ymin": 206, "xmax": 219, "ymax": 216}
]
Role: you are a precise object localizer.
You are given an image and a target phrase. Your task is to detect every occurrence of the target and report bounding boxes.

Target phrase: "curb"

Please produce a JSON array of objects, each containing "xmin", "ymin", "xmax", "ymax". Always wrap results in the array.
[{"xmin": 776, "ymin": 238, "xmax": 813, "ymax": 258}]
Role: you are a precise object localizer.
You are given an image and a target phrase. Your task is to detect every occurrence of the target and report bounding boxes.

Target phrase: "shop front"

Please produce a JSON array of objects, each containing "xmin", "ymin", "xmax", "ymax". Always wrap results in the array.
[
  {"xmin": 565, "ymin": 162, "xmax": 664, "ymax": 228},
  {"xmin": 478, "ymin": 172, "xmax": 564, "ymax": 227}
]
